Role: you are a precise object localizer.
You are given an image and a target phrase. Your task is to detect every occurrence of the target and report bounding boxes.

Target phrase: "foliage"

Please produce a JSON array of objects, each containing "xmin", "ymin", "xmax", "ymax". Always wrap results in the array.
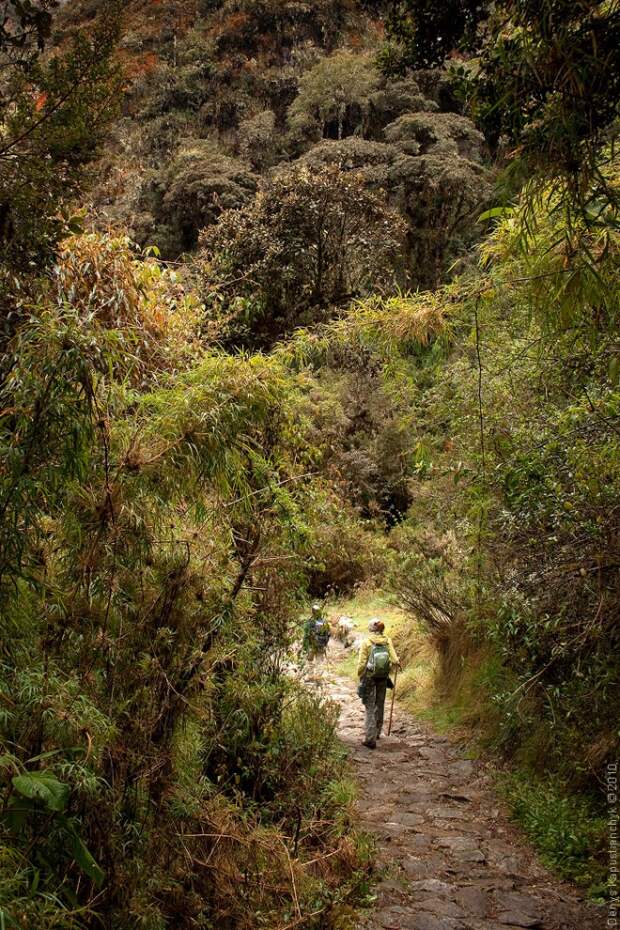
[
  {"xmin": 52, "ymin": 232, "xmax": 203, "ymax": 378},
  {"xmin": 281, "ymin": 291, "xmax": 450, "ymax": 368},
  {"xmin": 480, "ymin": 172, "xmax": 620, "ymax": 333},
  {"xmin": 384, "ymin": 111, "xmax": 485, "ymax": 162},
  {"xmin": 149, "ymin": 141, "xmax": 257, "ymax": 256},
  {"xmin": 388, "ymin": 523, "xmax": 469, "ymax": 647},
  {"xmin": 236, "ymin": 109, "xmax": 278, "ymax": 169},
  {"xmin": 3, "ymin": 0, "xmax": 620, "ymax": 916},
  {"xmin": 0, "ymin": 240, "xmax": 371, "ymax": 927},
  {"xmin": 500, "ymin": 773, "xmax": 608, "ymax": 892},
  {"xmin": 198, "ymin": 163, "xmax": 406, "ymax": 348},
  {"xmin": 212, "ymin": 0, "xmax": 356, "ymax": 57},
  {"xmin": 382, "ymin": 0, "xmax": 620, "ymax": 193},
  {"xmin": 301, "ymin": 123, "xmax": 491, "ymax": 289},
  {"xmin": 0, "ymin": 6, "xmax": 122, "ymax": 272},
  {"xmin": 390, "ymin": 151, "xmax": 492, "ymax": 287},
  {"xmin": 54, "ymin": 0, "xmax": 493, "ymax": 305},
  {"xmin": 288, "ymin": 51, "xmax": 380, "ymax": 142},
  {"xmin": 383, "ymin": 180, "xmax": 620, "ymax": 793},
  {"xmin": 381, "ymin": 0, "xmax": 486, "ymax": 70},
  {"xmin": 290, "ymin": 166, "xmax": 619, "ymax": 886},
  {"xmin": 366, "ymin": 74, "xmax": 439, "ymax": 134},
  {"xmin": 302, "ymin": 485, "xmax": 390, "ymax": 594},
  {"xmin": 0, "ymin": 0, "xmax": 58, "ymax": 61}
]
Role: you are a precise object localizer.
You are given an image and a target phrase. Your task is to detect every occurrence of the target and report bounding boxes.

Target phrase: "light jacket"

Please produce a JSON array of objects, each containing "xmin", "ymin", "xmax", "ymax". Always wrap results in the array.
[{"xmin": 357, "ymin": 633, "xmax": 399, "ymax": 679}]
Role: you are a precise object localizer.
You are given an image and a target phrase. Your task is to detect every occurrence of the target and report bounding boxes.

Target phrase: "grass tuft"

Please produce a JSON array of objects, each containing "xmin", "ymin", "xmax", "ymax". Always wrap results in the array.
[{"xmin": 499, "ymin": 772, "xmax": 609, "ymax": 899}]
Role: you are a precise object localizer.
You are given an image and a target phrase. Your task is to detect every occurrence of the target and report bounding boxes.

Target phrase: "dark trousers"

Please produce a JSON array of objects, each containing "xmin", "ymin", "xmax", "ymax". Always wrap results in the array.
[{"xmin": 363, "ymin": 679, "xmax": 388, "ymax": 742}]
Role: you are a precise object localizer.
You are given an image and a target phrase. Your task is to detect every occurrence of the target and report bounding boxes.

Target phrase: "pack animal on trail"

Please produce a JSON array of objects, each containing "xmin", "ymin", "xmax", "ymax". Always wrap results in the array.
[{"xmin": 335, "ymin": 615, "xmax": 355, "ymax": 647}]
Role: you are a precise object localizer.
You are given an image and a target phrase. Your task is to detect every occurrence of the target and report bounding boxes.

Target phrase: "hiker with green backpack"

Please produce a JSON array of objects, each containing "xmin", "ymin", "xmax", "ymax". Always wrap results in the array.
[
  {"xmin": 303, "ymin": 603, "xmax": 331, "ymax": 659},
  {"xmin": 357, "ymin": 618, "xmax": 400, "ymax": 749}
]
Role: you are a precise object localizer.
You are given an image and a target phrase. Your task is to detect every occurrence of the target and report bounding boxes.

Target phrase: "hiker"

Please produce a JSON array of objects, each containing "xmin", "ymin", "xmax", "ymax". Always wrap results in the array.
[
  {"xmin": 302, "ymin": 603, "xmax": 330, "ymax": 658},
  {"xmin": 357, "ymin": 618, "xmax": 399, "ymax": 749}
]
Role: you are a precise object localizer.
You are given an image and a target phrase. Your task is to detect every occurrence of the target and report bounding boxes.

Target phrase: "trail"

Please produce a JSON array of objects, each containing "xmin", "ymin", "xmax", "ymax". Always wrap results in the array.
[{"xmin": 315, "ymin": 650, "xmax": 606, "ymax": 930}]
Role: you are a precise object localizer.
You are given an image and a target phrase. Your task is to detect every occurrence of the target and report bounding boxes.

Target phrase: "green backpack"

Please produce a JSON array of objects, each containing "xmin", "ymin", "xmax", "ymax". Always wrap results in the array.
[
  {"xmin": 366, "ymin": 642, "xmax": 391, "ymax": 679},
  {"xmin": 315, "ymin": 618, "xmax": 330, "ymax": 646}
]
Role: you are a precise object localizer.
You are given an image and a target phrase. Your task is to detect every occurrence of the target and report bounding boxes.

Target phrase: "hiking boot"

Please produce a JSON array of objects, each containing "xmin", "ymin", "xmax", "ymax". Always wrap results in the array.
[{"xmin": 362, "ymin": 739, "xmax": 376, "ymax": 749}]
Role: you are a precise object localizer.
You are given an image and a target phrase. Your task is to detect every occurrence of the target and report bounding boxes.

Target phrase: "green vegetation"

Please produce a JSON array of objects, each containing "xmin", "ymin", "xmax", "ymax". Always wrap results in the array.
[
  {"xmin": 0, "ymin": 0, "xmax": 618, "ymax": 922},
  {"xmin": 288, "ymin": 51, "xmax": 380, "ymax": 142},
  {"xmin": 198, "ymin": 163, "xmax": 406, "ymax": 348},
  {"xmin": 382, "ymin": 0, "xmax": 620, "ymax": 190},
  {"xmin": 0, "ymin": 3, "xmax": 122, "ymax": 275},
  {"xmin": 0, "ymin": 233, "xmax": 377, "ymax": 927},
  {"xmin": 311, "ymin": 167, "xmax": 619, "ymax": 893},
  {"xmin": 500, "ymin": 773, "xmax": 608, "ymax": 895}
]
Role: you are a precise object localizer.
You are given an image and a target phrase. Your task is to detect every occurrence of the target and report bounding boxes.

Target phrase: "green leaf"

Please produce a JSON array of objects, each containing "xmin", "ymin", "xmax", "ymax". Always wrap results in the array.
[
  {"xmin": 66, "ymin": 214, "xmax": 85, "ymax": 235},
  {"xmin": 12, "ymin": 772, "xmax": 70, "ymax": 812},
  {"xmin": 0, "ymin": 906, "xmax": 20, "ymax": 929},
  {"xmin": 64, "ymin": 825, "xmax": 105, "ymax": 887},
  {"xmin": 0, "ymin": 753, "xmax": 21, "ymax": 774},
  {"xmin": 27, "ymin": 747, "xmax": 82, "ymax": 764},
  {"xmin": 2, "ymin": 796, "xmax": 40, "ymax": 832},
  {"xmin": 478, "ymin": 206, "xmax": 513, "ymax": 222}
]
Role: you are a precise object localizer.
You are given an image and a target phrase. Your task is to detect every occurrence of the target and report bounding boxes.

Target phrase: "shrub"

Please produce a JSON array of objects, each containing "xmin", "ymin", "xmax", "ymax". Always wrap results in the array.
[
  {"xmin": 501, "ymin": 773, "xmax": 607, "ymax": 893},
  {"xmin": 236, "ymin": 109, "xmax": 278, "ymax": 168},
  {"xmin": 301, "ymin": 137, "xmax": 398, "ymax": 177},
  {"xmin": 0, "ymin": 288, "xmax": 369, "ymax": 928},
  {"xmin": 52, "ymin": 232, "xmax": 202, "ymax": 379},
  {"xmin": 384, "ymin": 111, "xmax": 486, "ymax": 162},
  {"xmin": 157, "ymin": 141, "xmax": 257, "ymax": 255},
  {"xmin": 367, "ymin": 75, "xmax": 438, "ymax": 137},
  {"xmin": 213, "ymin": 0, "xmax": 353, "ymax": 57},
  {"xmin": 389, "ymin": 151, "xmax": 492, "ymax": 287},
  {"xmin": 302, "ymin": 484, "xmax": 390, "ymax": 595},
  {"xmin": 198, "ymin": 162, "xmax": 406, "ymax": 348},
  {"xmin": 388, "ymin": 522, "xmax": 469, "ymax": 650},
  {"xmin": 300, "ymin": 123, "xmax": 491, "ymax": 289},
  {"xmin": 0, "ymin": 8, "xmax": 121, "ymax": 272},
  {"xmin": 378, "ymin": 175, "xmax": 620, "ymax": 789}
]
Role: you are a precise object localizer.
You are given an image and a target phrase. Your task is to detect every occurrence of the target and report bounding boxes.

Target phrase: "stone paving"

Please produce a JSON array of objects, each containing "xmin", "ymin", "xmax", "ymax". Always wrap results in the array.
[{"xmin": 314, "ymin": 656, "xmax": 606, "ymax": 930}]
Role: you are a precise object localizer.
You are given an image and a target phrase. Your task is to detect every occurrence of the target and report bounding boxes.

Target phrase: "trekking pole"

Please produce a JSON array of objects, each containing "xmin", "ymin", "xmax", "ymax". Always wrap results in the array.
[{"xmin": 387, "ymin": 667, "xmax": 398, "ymax": 736}]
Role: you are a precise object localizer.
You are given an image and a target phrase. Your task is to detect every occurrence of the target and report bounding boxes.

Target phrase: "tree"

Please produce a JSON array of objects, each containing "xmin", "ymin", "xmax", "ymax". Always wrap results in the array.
[
  {"xmin": 0, "ymin": 4, "xmax": 123, "ymax": 273},
  {"xmin": 392, "ymin": 151, "xmax": 491, "ymax": 287},
  {"xmin": 0, "ymin": 0, "xmax": 58, "ymax": 61},
  {"xmin": 198, "ymin": 163, "xmax": 406, "ymax": 348},
  {"xmin": 382, "ymin": 0, "xmax": 486, "ymax": 71},
  {"xmin": 301, "ymin": 130, "xmax": 491, "ymax": 289},
  {"xmin": 382, "ymin": 0, "xmax": 620, "ymax": 191},
  {"xmin": 144, "ymin": 141, "xmax": 257, "ymax": 257},
  {"xmin": 288, "ymin": 51, "xmax": 380, "ymax": 143}
]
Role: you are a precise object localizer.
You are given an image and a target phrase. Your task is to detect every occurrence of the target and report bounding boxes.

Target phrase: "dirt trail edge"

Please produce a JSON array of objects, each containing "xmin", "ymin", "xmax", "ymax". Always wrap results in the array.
[{"xmin": 318, "ymin": 661, "xmax": 605, "ymax": 930}]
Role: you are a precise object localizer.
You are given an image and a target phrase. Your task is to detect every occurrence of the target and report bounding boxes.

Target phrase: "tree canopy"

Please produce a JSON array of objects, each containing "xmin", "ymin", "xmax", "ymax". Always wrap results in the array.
[{"xmin": 382, "ymin": 0, "xmax": 620, "ymax": 190}]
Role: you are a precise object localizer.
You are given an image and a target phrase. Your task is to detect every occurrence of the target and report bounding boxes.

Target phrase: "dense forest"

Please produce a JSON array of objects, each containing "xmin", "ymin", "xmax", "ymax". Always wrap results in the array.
[{"xmin": 0, "ymin": 0, "xmax": 618, "ymax": 927}]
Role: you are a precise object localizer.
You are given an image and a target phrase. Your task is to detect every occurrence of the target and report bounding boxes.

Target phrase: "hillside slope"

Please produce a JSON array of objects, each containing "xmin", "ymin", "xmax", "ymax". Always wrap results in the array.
[
  {"xmin": 0, "ymin": 1, "xmax": 616, "ymax": 926},
  {"xmin": 59, "ymin": 0, "xmax": 491, "ymax": 284}
]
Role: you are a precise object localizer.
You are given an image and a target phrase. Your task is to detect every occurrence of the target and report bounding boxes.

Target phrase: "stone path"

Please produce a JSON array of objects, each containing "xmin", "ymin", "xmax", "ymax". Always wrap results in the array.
[{"xmin": 314, "ymin": 657, "xmax": 606, "ymax": 930}]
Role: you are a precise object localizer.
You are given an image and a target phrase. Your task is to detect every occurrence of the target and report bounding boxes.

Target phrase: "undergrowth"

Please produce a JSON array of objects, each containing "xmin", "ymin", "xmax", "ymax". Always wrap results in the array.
[
  {"xmin": 386, "ymin": 610, "xmax": 612, "ymax": 897},
  {"xmin": 499, "ymin": 773, "xmax": 609, "ymax": 899}
]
